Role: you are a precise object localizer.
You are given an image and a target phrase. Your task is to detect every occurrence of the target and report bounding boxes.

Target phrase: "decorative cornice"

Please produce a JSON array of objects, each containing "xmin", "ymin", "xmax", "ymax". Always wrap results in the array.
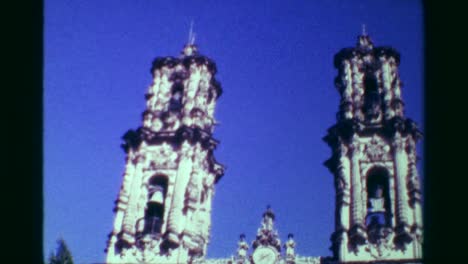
[
  {"xmin": 383, "ymin": 117, "xmax": 423, "ymax": 139},
  {"xmin": 323, "ymin": 119, "xmax": 363, "ymax": 147},
  {"xmin": 334, "ymin": 46, "xmax": 400, "ymax": 69},
  {"xmin": 151, "ymin": 55, "xmax": 218, "ymax": 76},
  {"xmin": 324, "ymin": 117, "xmax": 422, "ymax": 150},
  {"xmin": 122, "ymin": 126, "xmax": 217, "ymax": 150},
  {"xmin": 121, "ymin": 126, "xmax": 225, "ymax": 182}
]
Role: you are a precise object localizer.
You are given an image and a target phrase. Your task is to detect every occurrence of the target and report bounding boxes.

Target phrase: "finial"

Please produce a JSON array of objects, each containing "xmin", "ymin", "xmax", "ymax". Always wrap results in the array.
[
  {"xmin": 263, "ymin": 205, "xmax": 275, "ymax": 220},
  {"xmin": 362, "ymin": 24, "xmax": 367, "ymax": 36},
  {"xmin": 188, "ymin": 20, "xmax": 196, "ymax": 45}
]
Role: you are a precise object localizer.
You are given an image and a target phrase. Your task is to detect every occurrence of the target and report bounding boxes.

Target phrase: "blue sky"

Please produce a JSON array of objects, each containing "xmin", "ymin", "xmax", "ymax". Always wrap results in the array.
[{"xmin": 44, "ymin": 1, "xmax": 424, "ymax": 263}]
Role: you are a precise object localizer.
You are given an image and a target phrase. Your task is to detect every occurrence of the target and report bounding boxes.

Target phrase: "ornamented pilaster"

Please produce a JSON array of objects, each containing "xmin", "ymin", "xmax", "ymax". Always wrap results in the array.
[
  {"xmin": 166, "ymin": 141, "xmax": 193, "ymax": 246},
  {"xmin": 351, "ymin": 58, "xmax": 365, "ymax": 122},
  {"xmin": 392, "ymin": 133, "xmax": 412, "ymax": 246},
  {"xmin": 338, "ymin": 60, "xmax": 354, "ymax": 120},
  {"xmin": 389, "ymin": 58, "xmax": 405, "ymax": 118},
  {"xmin": 335, "ymin": 143, "xmax": 351, "ymax": 231},
  {"xmin": 348, "ymin": 138, "xmax": 366, "ymax": 245},
  {"xmin": 380, "ymin": 57, "xmax": 395, "ymax": 120},
  {"xmin": 120, "ymin": 154, "xmax": 146, "ymax": 245}
]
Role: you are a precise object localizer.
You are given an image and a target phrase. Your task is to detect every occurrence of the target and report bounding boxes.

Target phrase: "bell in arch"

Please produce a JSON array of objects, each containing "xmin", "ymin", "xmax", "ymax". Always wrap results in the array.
[{"xmin": 148, "ymin": 185, "xmax": 165, "ymax": 204}]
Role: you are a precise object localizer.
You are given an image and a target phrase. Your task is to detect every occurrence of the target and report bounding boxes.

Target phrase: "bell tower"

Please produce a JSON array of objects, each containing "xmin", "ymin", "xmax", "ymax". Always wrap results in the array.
[
  {"xmin": 105, "ymin": 42, "xmax": 224, "ymax": 263},
  {"xmin": 324, "ymin": 32, "xmax": 423, "ymax": 262}
]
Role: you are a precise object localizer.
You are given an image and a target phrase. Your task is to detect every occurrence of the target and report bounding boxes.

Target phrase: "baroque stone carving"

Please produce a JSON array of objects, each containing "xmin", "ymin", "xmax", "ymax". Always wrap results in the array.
[
  {"xmin": 252, "ymin": 206, "xmax": 282, "ymax": 252},
  {"xmin": 106, "ymin": 43, "xmax": 225, "ymax": 264},
  {"xmin": 284, "ymin": 233, "xmax": 296, "ymax": 262},
  {"xmin": 236, "ymin": 234, "xmax": 249, "ymax": 262},
  {"xmin": 364, "ymin": 135, "xmax": 391, "ymax": 161}
]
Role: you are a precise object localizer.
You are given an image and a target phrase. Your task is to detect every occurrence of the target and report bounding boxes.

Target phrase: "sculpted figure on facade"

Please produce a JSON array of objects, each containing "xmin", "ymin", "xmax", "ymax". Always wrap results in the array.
[
  {"xmin": 284, "ymin": 233, "xmax": 296, "ymax": 262},
  {"xmin": 236, "ymin": 234, "xmax": 249, "ymax": 263}
]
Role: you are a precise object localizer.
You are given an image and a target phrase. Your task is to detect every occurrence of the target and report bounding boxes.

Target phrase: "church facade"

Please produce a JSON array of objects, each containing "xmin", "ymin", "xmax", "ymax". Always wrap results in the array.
[{"xmin": 105, "ymin": 33, "xmax": 423, "ymax": 264}]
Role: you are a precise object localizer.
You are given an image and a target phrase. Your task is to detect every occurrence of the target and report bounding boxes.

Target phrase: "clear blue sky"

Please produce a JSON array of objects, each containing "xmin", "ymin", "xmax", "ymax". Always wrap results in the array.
[{"xmin": 44, "ymin": 1, "xmax": 424, "ymax": 263}]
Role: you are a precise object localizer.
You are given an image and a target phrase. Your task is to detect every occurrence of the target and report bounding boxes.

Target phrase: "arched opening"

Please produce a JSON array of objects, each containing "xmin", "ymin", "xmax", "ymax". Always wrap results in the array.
[
  {"xmin": 143, "ymin": 175, "xmax": 168, "ymax": 236},
  {"xmin": 169, "ymin": 84, "xmax": 183, "ymax": 111},
  {"xmin": 365, "ymin": 167, "xmax": 392, "ymax": 228},
  {"xmin": 363, "ymin": 74, "xmax": 381, "ymax": 120}
]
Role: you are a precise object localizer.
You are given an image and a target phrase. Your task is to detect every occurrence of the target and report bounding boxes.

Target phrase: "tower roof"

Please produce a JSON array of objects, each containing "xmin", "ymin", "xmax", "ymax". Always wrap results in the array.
[{"xmin": 333, "ymin": 30, "xmax": 401, "ymax": 68}]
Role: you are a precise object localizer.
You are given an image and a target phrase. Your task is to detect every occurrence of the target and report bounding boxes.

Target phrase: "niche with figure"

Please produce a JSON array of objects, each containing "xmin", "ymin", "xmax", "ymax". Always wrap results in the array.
[
  {"xmin": 365, "ymin": 167, "xmax": 392, "ymax": 228},
  {"xmin": 143, "ymin": 175, "xmax": 168, "ymax": 236}
]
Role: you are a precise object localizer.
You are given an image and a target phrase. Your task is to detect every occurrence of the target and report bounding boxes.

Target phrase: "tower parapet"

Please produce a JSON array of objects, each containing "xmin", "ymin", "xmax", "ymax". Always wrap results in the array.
[{"xmin": 106, "ymin": 43, "xmax": 224, "ymax": 264}]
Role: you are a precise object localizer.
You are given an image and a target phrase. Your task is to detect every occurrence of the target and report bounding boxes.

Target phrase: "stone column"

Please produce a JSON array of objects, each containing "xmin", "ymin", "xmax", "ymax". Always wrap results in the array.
[
  {"xmin": 182, "ymin": 66, "xmax": 202, "ymax": 126},
  {"xmin": 333, "ymin": 143, "xmax": 352, "ymax": 261},
  {"xmin": 410, "ymin": 163, "xmax": 423, "ymax": 229},
  {"xmin": 146, "ymin": 69, "xmax": 161, "ymax": 111},
  {"xmin": 348, "ymin": 138, "xmax": 366, "ymax": 244},
  {"xmin": 351, "ymin": 58, "xmax": 364, "ymax": 122},
  {"xmin": 153, "ymin": 68, "xmax": 173, "ymax": 112},
  {"xmin": 389, "ymin": 58, "xmax": 404, "ymax": 117},
  {"xmin": 341, "ymin": 60, "xmax": 354, "ymax": 120},
  {"xmin": 166, "ymin": 141, "xmax": 193, "ymax": 245},
  {"xmin": 350, "ymin": 140, "xmax": 363, "ymax": 226},
  {"xmin": 112, "ymin": 156, "xmax": 135, "ymax": 235},
  {"xmin": 392, "ymin": 133, "xmax": 412, "ymax": 244},
  {"xmin": 336, "ymin": 144, "xmax": 351, "ymax": 230},
  {"xmin": 121, "ymin": 153, "xmax": 146, "ymax": 244},
  {"xmin": 406, "ymin": 137, "xmax": 423, "ymax": 247},
  {"xmin": 392, "ymin": 134, "xmax": 409, "ymax": 224},
  {"xmin": 380, "ymin": 57, "xmax": 395, "ymax": 120}
]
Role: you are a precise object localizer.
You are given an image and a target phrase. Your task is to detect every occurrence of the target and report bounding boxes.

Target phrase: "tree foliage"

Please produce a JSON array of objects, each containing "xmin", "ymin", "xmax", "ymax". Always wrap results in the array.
[{"xmin": 48, "ymin": 238, "xmax": 74, "ymax": 264}]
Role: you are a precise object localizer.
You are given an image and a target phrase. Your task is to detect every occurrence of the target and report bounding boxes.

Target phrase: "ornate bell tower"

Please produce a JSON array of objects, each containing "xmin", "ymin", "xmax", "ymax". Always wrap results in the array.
[
  {"xmin": 105, "ymin": 42, "xmax": 224, "ymax": 263},
  {"xmin": 324, "ymin": 32, "xmax": 423, "ymax": 263}
]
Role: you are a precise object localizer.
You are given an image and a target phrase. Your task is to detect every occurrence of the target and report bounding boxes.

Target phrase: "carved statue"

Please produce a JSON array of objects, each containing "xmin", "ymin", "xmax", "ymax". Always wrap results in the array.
[
  {"xmin": 236, "ymin": 234, "xmax": 249, "ymax": 259},
  {"xmin": 366, "ymin": 185, "xmax": 386, "ymax": 227},
  {"xmin": 284, "ymin": 233, "xmax": 296, "ymax": 260}
]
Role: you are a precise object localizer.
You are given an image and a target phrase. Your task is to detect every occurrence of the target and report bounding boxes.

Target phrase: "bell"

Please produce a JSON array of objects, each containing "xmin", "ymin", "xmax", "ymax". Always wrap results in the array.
[{"xmin": 149, "ymin": 189, "xmax": 164, "ymax": 204}]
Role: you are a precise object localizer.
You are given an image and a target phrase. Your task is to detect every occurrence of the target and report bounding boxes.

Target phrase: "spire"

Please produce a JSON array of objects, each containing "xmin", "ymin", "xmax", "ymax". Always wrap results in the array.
[
  {"xmin": 263, "ymin": 204, "xmax": 275, "ymax": 221},
  {"xmin": 357, "ymin": 24, "xmax": 373, "ymax": 51},
  {"xmin": 188, "ymin": 20, "xmax": 196, "ymax": 45},
  {"xmin": 181, "ymin": 20, "xmax": 198, "ymax": 57}
]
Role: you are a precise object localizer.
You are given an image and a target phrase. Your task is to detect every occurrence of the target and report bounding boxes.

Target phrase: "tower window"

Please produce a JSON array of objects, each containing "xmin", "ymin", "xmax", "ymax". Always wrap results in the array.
[
  {"xmin": 169, "ymin": 90, "xmax": 183, "ymax": 111},
  {"xmin": 169, "ymin": 84, "xmax": 184, "ymax": 111},
  {"xmin": 363, "ymin": 74, "xmax": 381, "ymax": 120},
  {"xmin": 142, "ymin": 176, "xmax": 168, "ymax": 236},
  {"xmin": 365, "ymin": 167, "xmax": 391, "ymax": 228}
]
